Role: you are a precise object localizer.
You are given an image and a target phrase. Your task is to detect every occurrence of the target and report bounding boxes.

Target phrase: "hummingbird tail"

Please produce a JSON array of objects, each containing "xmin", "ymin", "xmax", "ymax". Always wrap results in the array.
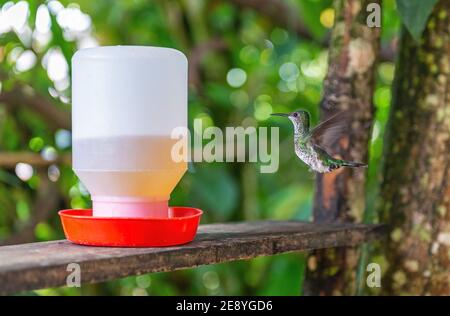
[{"xmin": 341, "ymin": 161, "xmax": 367, "ymax": 168}]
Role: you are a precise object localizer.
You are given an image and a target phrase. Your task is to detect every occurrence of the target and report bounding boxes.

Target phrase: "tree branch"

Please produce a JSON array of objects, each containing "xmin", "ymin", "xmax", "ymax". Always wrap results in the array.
[
  {"xmin": 189, "ymin": 38, "xmax": 229, "ymax": 88},
  {"xmin": 0, "ymin": 152, "xmax": 71, "ymax": 168},
  {"xmin": 0, "ymin": 85, "xmax": 71, "ymax": 130}
]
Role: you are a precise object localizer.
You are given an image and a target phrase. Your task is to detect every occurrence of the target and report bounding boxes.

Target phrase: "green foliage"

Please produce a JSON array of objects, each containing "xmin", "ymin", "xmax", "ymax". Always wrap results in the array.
[
  {"xmin": 190, "ymin": 164, "xmax": 239, "ymax": 221},
  {"xmin": 396, "ymin": 0, "xmax": 439, "ymax": 42},
  {"xmin": 297, "ymin": 0, "xmax": 332, "ymax": 39},
  {"xmin": 381, "ymin": 0, "xmax": 401, "ymax": 42}
]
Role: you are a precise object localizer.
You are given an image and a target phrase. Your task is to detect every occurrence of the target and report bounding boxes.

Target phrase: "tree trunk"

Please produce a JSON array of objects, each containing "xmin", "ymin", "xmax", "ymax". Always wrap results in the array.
[
  {"xmin": 304, "ymin": 0, "xmax": 380, "ymax": 295},
  {"xmin": 378, "ymin": 0, "xmax": 450, "ymax": 295}
]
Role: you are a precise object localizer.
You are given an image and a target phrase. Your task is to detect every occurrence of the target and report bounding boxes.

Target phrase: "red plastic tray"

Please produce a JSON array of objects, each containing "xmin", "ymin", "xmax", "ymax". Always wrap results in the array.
[{"xmin": 59, "ymin": 207, "xmax": 203, "ymax": 247}]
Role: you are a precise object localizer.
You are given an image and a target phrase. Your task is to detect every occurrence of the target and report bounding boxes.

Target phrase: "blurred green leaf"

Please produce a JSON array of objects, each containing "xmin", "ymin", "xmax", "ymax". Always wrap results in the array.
[
  {"xmin": 191, "ymin": 165, "xmax": 239, "ymax": 220},
  {"xmin": 396, "ymin": 0, "xmax": 439, "ymax": 42},
  {"xmin": 258, "ymin": 253, "xmax": 305, "ymax": 295},
  {"xmin": 297, "ymin": 0, "xmax": 332, "ymax": 39},
  {"xmin": 266, "ymin": 184, "xmax": 311, "ymax": 220}
]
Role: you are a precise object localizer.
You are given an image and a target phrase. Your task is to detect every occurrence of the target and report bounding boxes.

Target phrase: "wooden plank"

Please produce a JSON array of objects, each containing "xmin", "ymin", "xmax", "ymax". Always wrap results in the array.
[{"xmin": 0, "ymin": 221, "xmax": 385, "ymax": 294}]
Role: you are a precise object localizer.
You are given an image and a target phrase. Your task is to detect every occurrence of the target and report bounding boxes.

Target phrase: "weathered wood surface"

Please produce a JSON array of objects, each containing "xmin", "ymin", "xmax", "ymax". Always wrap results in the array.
[{"xmin": 0, "ymin": 220, "xmax": 385, "ymax": 294}]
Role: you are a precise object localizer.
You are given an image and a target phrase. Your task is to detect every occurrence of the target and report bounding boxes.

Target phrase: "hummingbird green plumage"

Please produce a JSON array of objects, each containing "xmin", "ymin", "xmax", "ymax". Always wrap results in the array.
[{"xmin": 271, "ymin": 110, "xmax": 367, "ymax": 173}]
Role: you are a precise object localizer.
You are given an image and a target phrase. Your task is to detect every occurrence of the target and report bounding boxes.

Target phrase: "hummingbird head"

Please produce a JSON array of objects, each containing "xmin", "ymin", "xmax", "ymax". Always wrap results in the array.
[{"xmin": 271, "ymin": 110, "xmax": 310, "ymax": 132}]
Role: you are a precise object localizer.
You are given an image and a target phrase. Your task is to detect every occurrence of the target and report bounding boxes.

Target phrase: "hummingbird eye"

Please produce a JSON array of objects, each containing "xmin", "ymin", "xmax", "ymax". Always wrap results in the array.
[{"xmin": 292, "ymin": 112, "xmax": 298, "ymax": 117}]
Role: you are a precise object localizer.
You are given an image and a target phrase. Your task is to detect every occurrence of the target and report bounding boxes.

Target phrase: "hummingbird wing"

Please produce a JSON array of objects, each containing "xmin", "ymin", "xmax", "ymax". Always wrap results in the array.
[{"xmin": 308, "ymin": 111, "xmax": 350, "ymax": 148}]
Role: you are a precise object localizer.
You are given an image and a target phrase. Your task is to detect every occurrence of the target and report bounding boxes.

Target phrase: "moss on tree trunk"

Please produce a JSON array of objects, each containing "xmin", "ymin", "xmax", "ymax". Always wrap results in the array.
[
  {"xmin": 304, "ymin": 0, "xmax": 380, "ymax": 295},
  {"xmin": 377, "ymin": 0, "xmax": 450, "ymax": 295}
]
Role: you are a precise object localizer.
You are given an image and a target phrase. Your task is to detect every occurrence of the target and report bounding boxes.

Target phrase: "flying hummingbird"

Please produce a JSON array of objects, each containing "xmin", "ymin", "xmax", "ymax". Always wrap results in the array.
[{"xmin": 271, "ymin": 110, "xmax": 367, "ymax": 173}]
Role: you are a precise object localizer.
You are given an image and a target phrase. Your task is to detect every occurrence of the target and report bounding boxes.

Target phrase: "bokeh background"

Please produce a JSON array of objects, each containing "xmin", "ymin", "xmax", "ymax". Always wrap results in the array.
[{"xmin": 0, "ymin": 0, "xmax": 398, "ymax": 295}]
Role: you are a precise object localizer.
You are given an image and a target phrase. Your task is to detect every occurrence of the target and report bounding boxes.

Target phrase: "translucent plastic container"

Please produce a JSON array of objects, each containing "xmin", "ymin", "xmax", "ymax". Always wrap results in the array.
[{"xmin": 72, "ymin": 46, "xmax": 188, "ymax": 218}]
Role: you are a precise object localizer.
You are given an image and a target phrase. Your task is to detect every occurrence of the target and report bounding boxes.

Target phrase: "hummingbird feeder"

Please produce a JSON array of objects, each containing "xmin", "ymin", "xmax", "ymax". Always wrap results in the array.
[{"xmin": 59, "ymin": 46, "xmax": 203, "ymax": 247}]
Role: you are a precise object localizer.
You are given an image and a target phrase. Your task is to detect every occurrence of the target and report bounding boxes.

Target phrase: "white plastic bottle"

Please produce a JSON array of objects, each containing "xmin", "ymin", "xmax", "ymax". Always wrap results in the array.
[{"xmin": 72, "ymin": 46, "xmax": 188, "ymax": 218}]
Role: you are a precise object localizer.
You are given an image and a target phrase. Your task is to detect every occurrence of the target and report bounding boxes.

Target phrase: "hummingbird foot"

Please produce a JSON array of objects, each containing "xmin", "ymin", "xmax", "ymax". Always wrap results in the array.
[{"xmin": 329, "ymin": 163, "xmax": 339, "ymax": 171}]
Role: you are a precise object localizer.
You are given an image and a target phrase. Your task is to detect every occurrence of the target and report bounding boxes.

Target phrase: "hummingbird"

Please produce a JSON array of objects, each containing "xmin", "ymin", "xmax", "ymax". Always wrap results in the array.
[{"xmin": 271, "ymin": 110, "xmax": 367, "ymax": 173}]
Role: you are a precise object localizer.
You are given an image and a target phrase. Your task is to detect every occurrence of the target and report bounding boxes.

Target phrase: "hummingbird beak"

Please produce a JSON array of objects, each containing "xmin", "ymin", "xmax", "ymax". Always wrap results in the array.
[{"xmin": 271, "ymin": 113, "xmax": 289, "ymax": 117}]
